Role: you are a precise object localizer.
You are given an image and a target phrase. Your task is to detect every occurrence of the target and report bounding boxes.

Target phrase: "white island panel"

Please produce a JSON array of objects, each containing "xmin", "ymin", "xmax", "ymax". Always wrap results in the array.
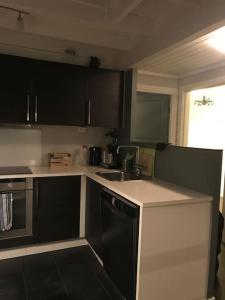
[{"xmin": 137, "ymin": 201, "xmax": 212, "ymax": 300}]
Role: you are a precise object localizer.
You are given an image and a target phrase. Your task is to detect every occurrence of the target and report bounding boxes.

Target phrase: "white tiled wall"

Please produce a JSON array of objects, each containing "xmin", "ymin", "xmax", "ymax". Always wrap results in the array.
[
  {"xmin": 0, "ymin": 128, "xmax": 42, "ymax": 166},
  {"xmin": 0, "ymin": 126, "xmax": 108, "ymax": 166},
  {"xmin": 41, "ymin": 126, "xmax": 107, "ymax": 165}
]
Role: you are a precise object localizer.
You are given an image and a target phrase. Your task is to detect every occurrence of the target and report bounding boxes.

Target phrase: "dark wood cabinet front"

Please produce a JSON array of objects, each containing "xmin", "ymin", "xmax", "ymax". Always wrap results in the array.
[
  {"xmin": 0, "ymin": 55, "xmax": 32, "ymax": 124},
  {"xmin": 33, "ymin": 62, "xmax": 87, "ymax": 126},
  {"xmin": 0, "ymin": 54, "xmax": 124, "ymax": 128},
  {"xmin": 33, "ymin": 176, "xmax": 81, "ymax": 243},
  {"xmin": 85, "ymin": 178, "xmax": 102, "ymax": 258},
  {"xmin": 87, "ymin": 69, "xmax": 123, "ymax": 128}
]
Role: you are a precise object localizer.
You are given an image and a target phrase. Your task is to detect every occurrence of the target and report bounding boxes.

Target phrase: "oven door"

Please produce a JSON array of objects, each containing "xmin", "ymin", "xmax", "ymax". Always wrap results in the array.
[{"xmin": 0, "ymin": 181, "xmax": 33, "ymax": 240}]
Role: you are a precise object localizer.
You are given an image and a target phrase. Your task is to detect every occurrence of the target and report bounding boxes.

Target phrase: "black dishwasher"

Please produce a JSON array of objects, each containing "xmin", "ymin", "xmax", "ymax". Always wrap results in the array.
[{"xmin": 101, "ymin": 188, "xmax": 139, "ymax": 300}]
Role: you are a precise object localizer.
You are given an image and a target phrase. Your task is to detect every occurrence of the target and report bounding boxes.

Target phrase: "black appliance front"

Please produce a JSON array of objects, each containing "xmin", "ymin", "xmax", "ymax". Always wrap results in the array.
[
  {"xmin": 101, "ymin": 188, "xmax": 139, "ymax": 300},
  {"xmin": 89, "ymin": 146, "xmax": 101, "ymax": 166}
]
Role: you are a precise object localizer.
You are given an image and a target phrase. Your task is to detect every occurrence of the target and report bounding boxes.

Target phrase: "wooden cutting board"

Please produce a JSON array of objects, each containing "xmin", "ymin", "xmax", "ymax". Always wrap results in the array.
[{"xmin": 140, "ymin": 148, "xmax": 155, "ymax": 177}]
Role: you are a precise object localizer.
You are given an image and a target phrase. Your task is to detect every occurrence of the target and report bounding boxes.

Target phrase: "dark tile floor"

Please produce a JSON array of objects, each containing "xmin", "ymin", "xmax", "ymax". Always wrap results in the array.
[
  {"xmin": 0, "ymin": 246, "xmax": 123, "ymax": 300},
  {"xmin": 215, "ymin": 243, "xmax": 225, "ymax": 300},
  {"xmin": 0, "ymin": 244, "xmax": 224, "ymax": 299}
]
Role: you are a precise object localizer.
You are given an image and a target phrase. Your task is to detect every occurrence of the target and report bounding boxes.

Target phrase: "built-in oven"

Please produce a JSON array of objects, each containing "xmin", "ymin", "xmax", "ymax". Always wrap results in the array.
[{"xmin": 0, "ymin": 178, "xmax": 33, "ymax": 240}]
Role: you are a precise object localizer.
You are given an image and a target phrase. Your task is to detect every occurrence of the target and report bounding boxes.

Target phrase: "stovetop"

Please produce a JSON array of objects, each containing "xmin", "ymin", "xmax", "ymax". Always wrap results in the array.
[{"xmin": 0, "ymin": 166, "xmax": 32, "ymax": 175}]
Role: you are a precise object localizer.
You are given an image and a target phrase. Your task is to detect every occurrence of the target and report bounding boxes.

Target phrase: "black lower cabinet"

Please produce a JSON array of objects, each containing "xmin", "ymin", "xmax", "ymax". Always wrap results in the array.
[
  {"xmin": 85, "ymin": 178, "xmax": 102, "ymax": 258},
  {"xmin": 33, "ymin": 176, "xmax": 81, "ymax": 243},
  {"xmin": 101, "ymin": 188, "xmax": 139, "ymax": 300},
  {"xmin": 85, "ymin": 180, "xmax": 139, "ymax": 300}
]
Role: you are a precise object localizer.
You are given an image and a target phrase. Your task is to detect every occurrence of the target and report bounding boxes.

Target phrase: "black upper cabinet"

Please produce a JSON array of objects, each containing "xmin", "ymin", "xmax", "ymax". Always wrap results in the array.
[
  {"xmin": 87, "ymin": 69, "xmax": 123, "ymax": 128},
  {"xmin": 0, "ymin": 54, "xmax": 124, "ymax": 127},
  {"xmin": 33, "ymin": 61, "xmax": 86, "ymax": 126},
  {"xmin": 0, "ymin": 55, "xmax": 32, "ymax": 124}
]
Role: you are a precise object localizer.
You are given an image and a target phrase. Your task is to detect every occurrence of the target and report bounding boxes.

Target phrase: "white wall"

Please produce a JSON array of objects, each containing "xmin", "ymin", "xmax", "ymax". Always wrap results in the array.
[
  {"xmin": 41, "ymin": 126, "xmax": 107, "ymax": 165},
  {"xmin": 137, "ymin": 72, "xmax": 178, "ymax": 89},
  {"xmin": 179, "ymin": 64, "xmax": 225, "ymax": 90},
  {"xmin": 0, "ymin": 126, "xmax": 107, "ymax": 167},
  {"xmin": 0, "ymin": 27, "xmax": 126, "ymax": 70},
  {"xmin": 0, "ymin": 128, "xmax": 42, "ymax": 166}
]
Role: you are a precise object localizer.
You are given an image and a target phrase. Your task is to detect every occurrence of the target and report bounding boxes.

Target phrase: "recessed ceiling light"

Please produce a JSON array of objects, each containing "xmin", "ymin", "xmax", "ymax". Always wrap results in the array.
[{"xmin": 207, "ymin": 26, "xmax": 225, "ymax": 54}]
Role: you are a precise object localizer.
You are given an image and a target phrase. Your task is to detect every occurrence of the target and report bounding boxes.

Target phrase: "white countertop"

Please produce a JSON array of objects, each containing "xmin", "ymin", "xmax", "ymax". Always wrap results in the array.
[
  {"xmin": 0, "ymin": 166, "xmax": 212, "ymax": 207},
  {"xmin": 0, "ymin": 166, "xmax": 101, "ymax": 179},
  {"xmin": 87, "ymin": 172, "xmax": 212, "ymax": 207}
]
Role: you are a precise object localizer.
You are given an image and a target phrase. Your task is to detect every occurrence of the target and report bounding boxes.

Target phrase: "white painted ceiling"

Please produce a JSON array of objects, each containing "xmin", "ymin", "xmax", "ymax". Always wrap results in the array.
[
  {"xmin": 136, "ymin": 26, "xmax": 225, "ymax": 78},
  {"xmin": 0, "ymin": 0, "xmax": 202, "ymax": 50},
  {"xmin": 0, "ymin": 0, "xmax": 225, "ymax": 69}
]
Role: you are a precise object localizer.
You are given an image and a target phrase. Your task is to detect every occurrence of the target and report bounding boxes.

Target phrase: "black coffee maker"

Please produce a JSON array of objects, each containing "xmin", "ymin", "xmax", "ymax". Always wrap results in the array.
[{"xmin": 89, "ymin": 146, "xmax": 101, "ymax": 166}]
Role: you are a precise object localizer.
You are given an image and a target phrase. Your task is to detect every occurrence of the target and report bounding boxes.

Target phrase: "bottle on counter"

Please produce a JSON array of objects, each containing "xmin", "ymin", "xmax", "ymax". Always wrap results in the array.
[{"xmin": 79, "ymin": 145, "xmax": 88, "ymax": 165}]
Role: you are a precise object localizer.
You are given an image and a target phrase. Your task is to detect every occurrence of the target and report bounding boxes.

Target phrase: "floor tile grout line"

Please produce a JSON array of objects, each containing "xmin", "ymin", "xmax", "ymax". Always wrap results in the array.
[
  {"xmin": 53, "ymin": 255, "xmax": 70, "ymax": 299},
  {"xmin": 21, "ymin": 257, "xmax": 30, "ymax": 300}
]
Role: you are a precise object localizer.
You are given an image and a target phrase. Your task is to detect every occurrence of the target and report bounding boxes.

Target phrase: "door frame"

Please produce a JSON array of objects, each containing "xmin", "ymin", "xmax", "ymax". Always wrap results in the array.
[{"xmin": 136, "ymin": 83, "xmax": 178, "ymax": 145}]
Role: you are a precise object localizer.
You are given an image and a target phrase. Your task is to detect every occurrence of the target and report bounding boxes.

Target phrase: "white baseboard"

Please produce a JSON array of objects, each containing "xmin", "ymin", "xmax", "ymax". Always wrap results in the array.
[{"xmin": 0, "ymin": 238, "xmax": 88, "ymax": 260}]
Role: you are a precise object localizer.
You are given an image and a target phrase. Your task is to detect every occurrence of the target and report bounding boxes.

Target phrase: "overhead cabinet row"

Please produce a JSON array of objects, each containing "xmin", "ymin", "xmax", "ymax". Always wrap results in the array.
[{"xmin": 0, "ymin": 54, "xmax": 123, "ymax": 128}]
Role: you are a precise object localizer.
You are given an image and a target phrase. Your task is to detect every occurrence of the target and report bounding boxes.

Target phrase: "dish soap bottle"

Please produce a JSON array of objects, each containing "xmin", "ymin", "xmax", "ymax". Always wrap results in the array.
[{"xmin": 79, "ymin": 145, "xmax": 88, "ymax": 165}]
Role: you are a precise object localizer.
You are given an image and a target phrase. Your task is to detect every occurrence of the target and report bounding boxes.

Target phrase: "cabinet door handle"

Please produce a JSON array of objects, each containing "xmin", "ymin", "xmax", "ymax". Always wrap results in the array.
[
  {"xmin": 35, "ymin": 96, "xmax": 38, "ymax": 123},
  {"xmin": 122, "ymin": 72, "xmax": 126, "ymax": 129},
  {"xmin": 27, "ymin": 95, "xmax": 30, "ymax": 122},
  {"xmin": 36, "ymin": 180, "xmax": 40, "ymax": 209},
  {"xmin": 88, "ymin": 99, "xmax": 91, "ymax": 125}
]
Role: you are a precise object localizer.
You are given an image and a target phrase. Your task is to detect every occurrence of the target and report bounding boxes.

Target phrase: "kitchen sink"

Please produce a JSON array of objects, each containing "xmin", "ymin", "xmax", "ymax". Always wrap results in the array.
[{"xmin": 95, "ymin": 171, "xmax": 143, "ymax": 181}]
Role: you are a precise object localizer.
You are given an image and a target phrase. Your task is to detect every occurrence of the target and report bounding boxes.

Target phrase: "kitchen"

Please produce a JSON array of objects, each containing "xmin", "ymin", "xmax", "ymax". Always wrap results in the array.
[{"xmin": 0, "ymin": 1, "xmax": 225, "ymax": 300}]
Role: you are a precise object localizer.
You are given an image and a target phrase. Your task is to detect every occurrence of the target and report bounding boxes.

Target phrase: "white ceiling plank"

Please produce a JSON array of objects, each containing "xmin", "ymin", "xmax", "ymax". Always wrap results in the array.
[
  {"xmin": 137, "ymin": 25, "xmax": 225, "ymax": 78},
  {"xmin": 69, "ymin": 0, "xmax": 106, "ymax": 10},
  {"xmin": 167, "ymin": 0, "xmax": 200, "ymax": 8},
  {"xmin": 109, "ymin": 0, "xmax": 143, "ymax": 24}
]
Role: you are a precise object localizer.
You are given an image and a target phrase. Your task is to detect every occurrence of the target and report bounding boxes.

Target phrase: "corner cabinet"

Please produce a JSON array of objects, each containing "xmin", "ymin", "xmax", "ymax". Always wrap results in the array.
[
  {"xmin": 33, "ymin": 176, "xmax": 81, "ymax": 243},
  {"xmin": 86, "ymin": 69, "xmax": 123, "ymax": 128}
]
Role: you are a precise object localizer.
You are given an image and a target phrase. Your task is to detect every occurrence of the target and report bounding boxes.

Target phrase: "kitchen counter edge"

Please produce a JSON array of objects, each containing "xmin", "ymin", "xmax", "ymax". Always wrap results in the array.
[{"xmin": 0, "ymin": 166, "xmax": 213, "ymax": 208}]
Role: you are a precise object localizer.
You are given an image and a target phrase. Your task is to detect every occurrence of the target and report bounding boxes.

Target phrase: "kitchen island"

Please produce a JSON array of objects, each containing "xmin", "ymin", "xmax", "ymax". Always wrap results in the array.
[{"xmin": 0, "ymin": 166, "xmax": 212, "ymax": 300}]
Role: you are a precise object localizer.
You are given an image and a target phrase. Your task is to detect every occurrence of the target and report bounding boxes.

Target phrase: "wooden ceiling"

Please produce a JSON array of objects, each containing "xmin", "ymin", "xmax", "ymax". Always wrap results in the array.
[{"xmin": 136, "ymin": 26, "xmax": 225, "ymax": 78}]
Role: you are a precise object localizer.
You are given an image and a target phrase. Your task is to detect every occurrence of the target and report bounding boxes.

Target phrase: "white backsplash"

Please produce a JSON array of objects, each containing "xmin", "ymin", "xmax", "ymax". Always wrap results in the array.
[
  {"xmin": 41, "ymin": 126, "xmax": 107, "ymax": 165},
  {"xmin": 0, "ymin": 128, "xmax": 42, "ymax": 166},
  {"xmin": 0, "ymin": 126, "xmax": 108, "ymax": 167}
]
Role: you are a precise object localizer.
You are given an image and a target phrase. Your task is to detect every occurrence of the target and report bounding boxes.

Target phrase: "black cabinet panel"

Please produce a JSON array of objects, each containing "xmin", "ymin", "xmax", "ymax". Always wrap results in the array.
[
  {"xmin": 0, "ymin": 55, "xmax": 31, "ymax": 124},
  {"xmin": 33, "ymin": 61, "xmax": 86, "ymax": 126},
  {"xmin": 0, "ymin": 54, "xmax": 124, "ymax": 128},
  {"xmin": 85, "ymin": 178, "xmax": 102, "ymax": 258},
  {"xmin": 87, "ymin": 69, "xmax": 123, "ymax": 128},
  {"xmin": 33, "ymin": 176, "xmax": 81, "ymax": 243}
]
